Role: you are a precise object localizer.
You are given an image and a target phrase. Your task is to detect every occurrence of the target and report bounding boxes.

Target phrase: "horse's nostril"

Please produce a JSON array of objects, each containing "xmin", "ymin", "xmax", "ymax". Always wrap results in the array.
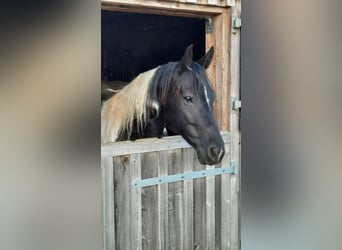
[{"xmin": 208, "ymin": 145, "xmax": 220, "ymax": 160}]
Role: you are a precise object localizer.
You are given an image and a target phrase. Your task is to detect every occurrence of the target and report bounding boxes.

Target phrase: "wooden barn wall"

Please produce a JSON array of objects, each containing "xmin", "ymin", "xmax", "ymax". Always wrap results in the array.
[
  {"xmin": 101, "ymin": 0, "xmax": 241, "ymax": 249},
  {"xmin": 101, "ymin": 133, "xmax": 239, "ymax": 249},
  {"xmin": 163, "ymin": 0, "xmax": 236, "ymax": 7},
  {"xmin": 103, "ymin": 0, "xmax": 238, "ymax": 8}
]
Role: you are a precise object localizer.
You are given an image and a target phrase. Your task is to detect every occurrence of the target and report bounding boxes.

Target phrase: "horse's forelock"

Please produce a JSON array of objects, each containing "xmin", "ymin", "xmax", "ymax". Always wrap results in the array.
[
  {"xmin": 150, "ymin": 62, "xmax": 178, "ymax": 106},
  {"xmin": 150, "ymin": 62, "xmax": 213, "ymax": 106},
  {"xmin": 192, "ymin": 62, "xmax": 214, "ymax": 100}
]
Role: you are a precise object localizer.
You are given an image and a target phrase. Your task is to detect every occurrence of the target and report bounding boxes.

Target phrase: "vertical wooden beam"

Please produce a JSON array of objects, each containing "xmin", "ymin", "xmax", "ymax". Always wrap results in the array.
[
  {"xmin": 206, "ymin": 9, "xmax": 230, "ymax": 131},
  {"xmin": 101, "ymin": 157, "xmax": 115, "ymax": 250},
  {"xmin": 206, "ymin": 15, "xmax": 220, "ymax": 128},
  {"xmin": 206, "ymin": 164, "xmax": 216, "ymax": 249},
  {"xmin": 113, "ymin": 156, "xmax": 131, "ymax": 249},
  {"xmin": 130, "ymin": 153, "xmax": 142, "ymax": 250},
  {"xmin": 229, "ymin": 1, "xmax": 241, "ymax": 249},
  {"xmin": 157, "ymin": 151, "xmax": 170, "ymax": 250},
  {"xmin": 141, "ymin": 152, "xmax": 158, "ymax": 249},
  {"xmin": 220, "ymin": 10, "xmax": 230, "ymax": 131},
  {"xmin": 168, "ymin": 149, "xmax": 184, "ymax": 249},
  {"xmin": 193, "ymin": 158, "xmax": 206, "ymax": 248},
  {"xmin": 205, "ymin": 16, "xmax": 216, "ymax": 79},
  {"xmin": 183, "ymin": 148, "xmax": 194, "ymax": 249},
  {"xmin": 220, "ymin": 143, "xmax": 232, "ymax": 250}
]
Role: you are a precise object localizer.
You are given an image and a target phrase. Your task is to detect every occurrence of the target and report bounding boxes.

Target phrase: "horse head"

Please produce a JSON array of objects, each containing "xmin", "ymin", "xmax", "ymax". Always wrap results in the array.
[{"xmin": 160, "ymin": 45, "xmax": 225, "ymax": 165}]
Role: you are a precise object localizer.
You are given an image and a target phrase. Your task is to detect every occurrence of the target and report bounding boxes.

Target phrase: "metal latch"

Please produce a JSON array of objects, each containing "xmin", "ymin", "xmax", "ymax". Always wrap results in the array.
[{"xmin": 232, "ymin": 15, "xmax": 241, "ymax": 33}]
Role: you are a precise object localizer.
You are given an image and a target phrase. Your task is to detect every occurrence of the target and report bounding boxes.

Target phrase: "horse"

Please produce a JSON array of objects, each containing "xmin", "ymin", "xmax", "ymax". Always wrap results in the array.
[{"xmin": 101, "ymin": 45, "xmax": 225, "ymax": 165}]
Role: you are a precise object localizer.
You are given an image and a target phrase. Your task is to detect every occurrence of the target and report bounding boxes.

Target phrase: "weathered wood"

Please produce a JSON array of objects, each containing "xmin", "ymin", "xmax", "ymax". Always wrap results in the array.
[
  {"xmin": 230, "ymin": 2, "xmax": 241, "ymax": 249},
  {"xmin": 212, "ymin": 8, "xmax": 223, "ymax": 128},
  {"xmin": 220, "ymin": 143, "xmax": 232, "ymax": 250},
  {"xmin": 168, "ymin": 149, "xmax": 184, "ymax": 249},
  {"xmin": 220, "ymin": 10, "xmax": 230, "ymax": 131},
  {"xmin": 141, "ymin": 152, "xmax": 158, "ymax": 249},
  {"xmin": 102, "ymin": 0, "xmax": 234, "ymax": 17},
  {"xmin": 205, "ymin": 16, "xmax": 217, "ymax": 124},
  {"xmin": 113, "ymin": 155, "xmax": 131, "ymax": 249},
  {"xmin": 101, "ymin": 157, "xmax": 115, "ymax": 250},
  {"xmin": 183, "ymin": 148, "xmax": 194, "ymax": 249},
  {"xmin": 107, "ymin": 138, "xmax": 236, "ymax": 250},
  {"xmin": 130, "ymin": 153, "xmax": 142, "ymax": 250},
  {"xmin": 206, "ymin": 164, "xmax": 216, "ymax": 249},
  {"xmin": 157, "ymin": 151, "xmax": 170, "ymax": 250},
  {"xmin": 215, "ymin": 173, "xmax": 222, "ymax": 250},
  {"xmin": 101, "ymin": 132, "xmax": 230, "ymax": 157},
  {"xmin": 193, "ymin": 159, "xmax": 206, "ymax": 249}
]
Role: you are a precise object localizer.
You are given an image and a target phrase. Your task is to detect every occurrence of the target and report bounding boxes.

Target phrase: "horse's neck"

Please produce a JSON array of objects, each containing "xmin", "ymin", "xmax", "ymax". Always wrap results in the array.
[{"xmin": 141, "ymin": 116, "xmax": 165, "ymax": 139}]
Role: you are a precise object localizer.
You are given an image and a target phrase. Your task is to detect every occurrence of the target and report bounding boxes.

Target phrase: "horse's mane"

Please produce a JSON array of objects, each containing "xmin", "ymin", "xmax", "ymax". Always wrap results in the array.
[
  {"xmin": 101, "ymin": 61, "xmax": 211, "ymax": 144},
  {"xmin": 101, "ymin": 67, "xmax": 157, "ymax": 143}
]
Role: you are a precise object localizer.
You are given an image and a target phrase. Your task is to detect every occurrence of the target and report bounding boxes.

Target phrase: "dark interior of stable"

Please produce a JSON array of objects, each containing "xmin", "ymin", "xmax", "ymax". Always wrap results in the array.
[{"xmin": 101, "ymin": 10, "xmax": 206, "ymax": 83}]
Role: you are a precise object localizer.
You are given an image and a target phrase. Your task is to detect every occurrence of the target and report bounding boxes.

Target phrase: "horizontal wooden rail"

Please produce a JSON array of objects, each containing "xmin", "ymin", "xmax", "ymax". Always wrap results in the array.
[
  {"xmin": 101, "ymin": 131, "xmax": 230, "ymax": 157},
  {"xmin": 102, "ymin": 0, "xmax": 234, "ymax": 16}
]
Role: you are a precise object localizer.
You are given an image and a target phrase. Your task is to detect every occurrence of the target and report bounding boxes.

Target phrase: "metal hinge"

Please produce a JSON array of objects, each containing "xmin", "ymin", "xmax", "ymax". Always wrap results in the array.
[
  {"xmin": 132, "ymin": 165, "xmax": 237, "ymax": 188},
  {"xmin": 205, "ymin": 17, "xmax": 214, "ymax": 34},
  {"xmin": 232, "ymin": 99, "xmax": 242, "ymax": 110},
  {"xmin": 232, "ymin": 15, "xmax": 241, "ymax": 33}
]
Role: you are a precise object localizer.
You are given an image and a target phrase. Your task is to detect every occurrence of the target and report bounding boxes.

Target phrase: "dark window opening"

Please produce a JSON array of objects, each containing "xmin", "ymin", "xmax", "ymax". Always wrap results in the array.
[{"xmin": 101, "ymin": 10, "xmax": 206, "ymax": 83}]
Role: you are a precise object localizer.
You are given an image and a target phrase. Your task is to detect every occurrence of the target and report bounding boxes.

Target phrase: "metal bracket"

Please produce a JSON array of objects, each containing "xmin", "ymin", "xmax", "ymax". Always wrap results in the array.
[
  {"xmin": 205, "ymin": 17, "xmax": 214, "ymax": 34},
  {"xmin": 232, "ymin": 98, "xmax": 242, "ymax": 110},
  {"xmin": 232, "ymin": 15, "xmax": 241, "ymax": 34},
  {"xmin": 132, "ymin": 165, "xmax": 237, "ymax": 188}
]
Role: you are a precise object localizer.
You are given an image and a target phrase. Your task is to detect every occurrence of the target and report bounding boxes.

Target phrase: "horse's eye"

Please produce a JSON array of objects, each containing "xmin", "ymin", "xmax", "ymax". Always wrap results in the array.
[{"xmin": 184, "ymin": 96, "xmax": 193, "ymax": 103}]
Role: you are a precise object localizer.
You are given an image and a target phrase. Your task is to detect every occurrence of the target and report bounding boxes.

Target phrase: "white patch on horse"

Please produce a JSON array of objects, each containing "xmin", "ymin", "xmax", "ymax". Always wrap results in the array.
[
  {"xmin": 203, "ymin": 85, "xmax": 210, "ymax": 106},
  {"xmin": 162, "ymin": 127, "xmax": 168, "ymax": 136}
]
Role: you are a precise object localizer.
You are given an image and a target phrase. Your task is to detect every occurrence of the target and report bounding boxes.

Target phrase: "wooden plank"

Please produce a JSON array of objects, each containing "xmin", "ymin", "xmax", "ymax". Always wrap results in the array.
[
  {"xmin": 206, "ymin": 164, "xmax": 216, "ymax": 249},
  {"xmin": 113, "ymin": 155, "xmax": 131, "ymax": 249},
  {"xmin": 101, "ymin": 157, "xmax": 115, "ymax": 250},
  {"xmin": 205, "ymin": 9, "xmax": 230, "ymax": 131},
  {"xmin": 166, "ymin": 0, "xmax": 229, "ymax": 7},
  {"xmin": 183, "ymin": 148, "xmax": 194, "ymax": 249},
  {"xmin": 168, "ymin": 149, "xmax": 184, "ymax": 249},
  {"xmin": 205, "ymin": 15, "xmax": 217, "ymax": 124},
  {"xmin": 220, "ymin": 144, "xmax": 232, "ymax": 250},
  {"xmin": 215, "ymin": 9, "xmax": 230, "ymax": 131},
  {"xmin": 130, "ymin": 153, "xmax": 142, "ymax": 250},
  {"xmin": 207, "ymin": 0, "xmax": 218, "ymax": 6},
  {"xmin": 102, "ymin": 132, "xmax": 230, "ymax": 157},
  {"xmin": 230, "ymin": 172, "xmax": 239, "ymax": 250},
  {"xmin": 229, "ymin": 3, "xmax": 241, "ymax": 249},
  {"xmin": 220, "ymin": 11, "xmax": 230, "ymax": 131},
  {"xmin": 101, "ymin": 0, "xmax": 233, "ymax": 18},
  {"xmin": 193, "ymin": 157, "xmax": 206, "ymax": 249},
  {"xmin": 141, "ymin": 152, "xmax": 158, "ymax": 249},
  {"xmin": 157, "ymin": 151, "xmax": 170, "ymax": 250},
  {"xmin": 215, "ymin": 173, "xmax": 222, "ymax": 250}
]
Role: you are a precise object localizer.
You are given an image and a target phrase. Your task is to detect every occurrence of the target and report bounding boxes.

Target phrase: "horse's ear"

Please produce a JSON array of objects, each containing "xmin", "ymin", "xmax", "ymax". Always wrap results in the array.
[
  {"xmin": 179, "ymin": 44, "xmax": 193, "ymax": 71},
  {"xmin": 197, "ymin": 46, "xmax": 214, "ymax": 69}
]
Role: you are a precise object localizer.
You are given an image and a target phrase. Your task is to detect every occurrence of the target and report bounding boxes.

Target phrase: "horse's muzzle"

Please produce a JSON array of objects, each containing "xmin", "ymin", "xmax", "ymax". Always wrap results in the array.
[
  {"xmin": 208, "ymin": 144, "xmax": 225, "ymax": 163},
  {"xmin": 197, "ymin": 144, "xmax": 225, "ymax": 165}
]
